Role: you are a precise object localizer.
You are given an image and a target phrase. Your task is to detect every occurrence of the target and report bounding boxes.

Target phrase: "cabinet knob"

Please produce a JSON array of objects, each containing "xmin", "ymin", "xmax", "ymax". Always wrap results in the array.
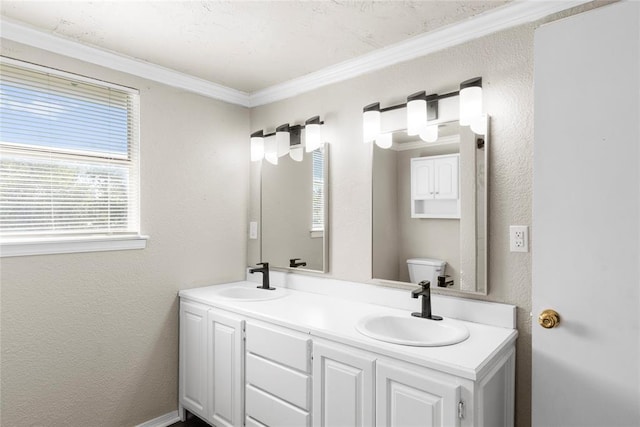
[{"xmin": 538, "ymin": 309, "xmax": 560, "ymax": 329}]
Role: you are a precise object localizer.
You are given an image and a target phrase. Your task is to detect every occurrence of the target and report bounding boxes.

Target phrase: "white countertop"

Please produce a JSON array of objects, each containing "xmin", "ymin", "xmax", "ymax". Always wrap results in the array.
[{"xmin": 179, "ymin": 281, "xmax": 518, "ymax": 381}]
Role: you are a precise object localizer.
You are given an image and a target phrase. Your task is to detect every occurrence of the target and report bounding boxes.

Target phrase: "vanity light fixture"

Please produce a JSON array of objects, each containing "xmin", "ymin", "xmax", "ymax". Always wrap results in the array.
[
  {"xmin": 459, "ymin": 77, "xmax": 482, "ymax": 127},
  {"xmin": 362, "ymin": 77, "xmax": 484, "ymax": 149},
  {"xmin": 250, "ymin": 116, "xmax": 325, "ymax": 163},
  {"xmin": 362, "ymin": 102, "xmax": 381, "ymax": 143},
  {"xmin": 376, "ymin": 132, "xmax": 393, "ymax": 149},
  {"xmin": 250, "ymin": 130, "xmax": 265, "ymax": 162},
  {"xmin": 305, "ymin": 116, "xmax": 322, "ymax": 153},
  {"xmin": 419, "ymin": 124, "xmax": 438, "ymax": 143}
]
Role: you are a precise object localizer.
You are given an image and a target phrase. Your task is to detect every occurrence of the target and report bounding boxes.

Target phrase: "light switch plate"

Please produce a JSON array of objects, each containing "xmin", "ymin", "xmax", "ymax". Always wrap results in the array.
[{"xmin": 249, "ymin": 221, "xmax": 258, "ymax": 240}]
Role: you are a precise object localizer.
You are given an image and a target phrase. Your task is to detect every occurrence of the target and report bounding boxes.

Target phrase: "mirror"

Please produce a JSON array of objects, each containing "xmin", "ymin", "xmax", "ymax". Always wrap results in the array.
[
  {"xmin": 372, "ymin": 118, "xmax": 488, "ymax": 294},
  {"xmin": 261, "ymin": 146, "xmax": 328, "ymax": 272}
]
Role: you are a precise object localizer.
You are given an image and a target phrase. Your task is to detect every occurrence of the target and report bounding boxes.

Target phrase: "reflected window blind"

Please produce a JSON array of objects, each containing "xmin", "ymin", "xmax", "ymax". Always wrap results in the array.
[
  {"xmin": 311, "ymin": 148, "xmax": 324, "ymax": 231},
  {"xmin": 0, "ymin": 58, "xmax": 140, "ymax": 239}
]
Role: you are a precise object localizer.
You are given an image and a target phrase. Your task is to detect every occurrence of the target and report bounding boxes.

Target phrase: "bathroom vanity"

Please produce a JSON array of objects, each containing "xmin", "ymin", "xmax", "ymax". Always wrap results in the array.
[{"xmin": 178, "ymin": 274, "xmax": 517, "ymax": 427}]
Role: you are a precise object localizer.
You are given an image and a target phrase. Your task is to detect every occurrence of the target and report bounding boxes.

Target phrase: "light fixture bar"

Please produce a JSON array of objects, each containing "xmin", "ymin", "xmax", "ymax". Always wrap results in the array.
[
  {"xmin": 260, "ymin": 119, "xmax": 325, "ymax": 138},
  {"xmin": 379, "ymin": 89, "xmax": 459, "ymax": 113}
]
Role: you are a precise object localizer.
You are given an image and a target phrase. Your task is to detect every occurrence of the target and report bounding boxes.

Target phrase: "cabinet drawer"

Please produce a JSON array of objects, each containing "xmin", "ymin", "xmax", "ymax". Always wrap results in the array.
[
  {"xmin": 246, "ymin": 322, "xmax": 311, "ymax": 373},
  {"xmin": 246, "ymin": 353, "xmax": 310, "ymax": 410},
  {"xmin": 246, "ymin": 384, "xmax": 311, "ymax": 427},
  {"xmin": 245, "ymin": 416, "xmax": 268, "ymax": 427}
]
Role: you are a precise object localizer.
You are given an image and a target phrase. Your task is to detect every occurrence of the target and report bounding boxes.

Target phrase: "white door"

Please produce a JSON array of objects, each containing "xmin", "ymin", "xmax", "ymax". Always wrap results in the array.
[
  {"xmin": 376, "ymin": 360, "xmax": 460, "ymax": 427},
  {"xmin": 208, "ymin": 309, "xmax": 245, "ymax": 427},
  {"xmin": 179, "ymin": 301, "xmax": 208, "ymax": 419},
  {"xmin": 411, "ymin": 158, "xmax": 435, "ymax": 199},
  {"xmin": 532, "ymin": 2, "xmax": 640, "ymax": 426},
  {"xmin": 313, "ymin": 341, "xmax": 375, "ymax": 427}
]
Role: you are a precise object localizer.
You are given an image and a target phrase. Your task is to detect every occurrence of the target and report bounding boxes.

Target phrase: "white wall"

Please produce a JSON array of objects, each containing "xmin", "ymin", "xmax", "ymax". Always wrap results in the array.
[{"xmin": 0, "ymin": 40, "xmax": 250, "ymax": 426}]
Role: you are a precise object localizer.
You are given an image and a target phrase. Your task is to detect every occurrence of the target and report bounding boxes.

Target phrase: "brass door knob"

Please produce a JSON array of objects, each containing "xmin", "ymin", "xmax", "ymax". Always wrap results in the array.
[{"xmin": 538, "ymin": 309, "xmax": 560, "ymax": 329}]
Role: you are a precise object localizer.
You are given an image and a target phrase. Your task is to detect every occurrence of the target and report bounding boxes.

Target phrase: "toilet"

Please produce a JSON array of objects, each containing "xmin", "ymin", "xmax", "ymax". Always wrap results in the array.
[{"xmin": 406, "ymin": 258, "xmax": 446, "ymax": 285}]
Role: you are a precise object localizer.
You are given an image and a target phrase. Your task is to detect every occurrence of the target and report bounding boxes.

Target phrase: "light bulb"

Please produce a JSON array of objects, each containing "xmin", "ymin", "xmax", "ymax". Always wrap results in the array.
[
  {"xmin": 459, "ymin": 77, "xmax": 482, "ymax": 126},
  {"xmin": 290, "ymin": 146, "xmax": 304, "ymax": 162},
  {"xmin": 363, "ymin": 102, "xmax": 381, "ymax": 143},
  {"xmin": 305, "ymin": 116, "xmax": 322, "ymax": 152},
  {"xmin": 419, "ymin": 124, "xmax": 438, "ymax": 143},
  {"xmin": 406, "ymin": 91, "xmax": 427, "ymax": 136},
  {"xmin": 250, "ymin": 130, "xmax": 264, "ymax": 162},
  {"xmin": 375, "ymin": 132, "xmax": 393, "ymax": 149}
]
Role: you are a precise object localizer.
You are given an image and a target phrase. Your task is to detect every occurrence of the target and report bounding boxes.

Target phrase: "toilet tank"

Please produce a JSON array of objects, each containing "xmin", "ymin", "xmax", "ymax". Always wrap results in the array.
[{"xmin": 406, "ymin": 258, "xmax": 446, "ymax": 284}]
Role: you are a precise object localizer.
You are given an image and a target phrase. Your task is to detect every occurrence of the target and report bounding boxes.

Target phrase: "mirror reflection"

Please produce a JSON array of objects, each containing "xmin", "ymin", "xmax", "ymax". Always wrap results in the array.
[
  {"xmin": 372, "ymin": 119, "xmax": 487, "ymax": 294},
  {"xmin": 261, "ymin": 146, "xmax": 328, "ymax": 272}
]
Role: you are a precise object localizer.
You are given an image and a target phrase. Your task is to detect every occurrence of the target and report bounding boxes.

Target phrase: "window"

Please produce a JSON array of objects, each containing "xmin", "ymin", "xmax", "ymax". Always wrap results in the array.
[
  {"xmin": 311, "ymin": 148, "xmax": 324, "ymax": 234},
  {"xmin": 0, "ymin": 58, "xmax": 145, "ymax": 256}
]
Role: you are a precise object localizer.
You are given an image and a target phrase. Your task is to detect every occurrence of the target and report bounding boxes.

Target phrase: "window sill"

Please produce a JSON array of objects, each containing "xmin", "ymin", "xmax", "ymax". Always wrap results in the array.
[{"xmin": 0, "ymin": 235, "xmax": 149, "ymax": 257}]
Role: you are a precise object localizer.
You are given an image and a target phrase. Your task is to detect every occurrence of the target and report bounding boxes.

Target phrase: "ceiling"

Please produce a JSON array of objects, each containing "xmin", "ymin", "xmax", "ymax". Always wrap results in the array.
[{"xmin": 0, "ymin": 1, "xmax": 510, "ymax": 93}]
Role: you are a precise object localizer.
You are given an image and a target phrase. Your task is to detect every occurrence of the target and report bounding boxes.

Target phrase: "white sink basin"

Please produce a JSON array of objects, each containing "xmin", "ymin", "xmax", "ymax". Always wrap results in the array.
[
  {"xmin": 214, "ymin": 286, "xmax": 288, "ymax": 301},
  {"xmin": 355, "ymin": 314, "xmax": 470, "ymax": 347}
]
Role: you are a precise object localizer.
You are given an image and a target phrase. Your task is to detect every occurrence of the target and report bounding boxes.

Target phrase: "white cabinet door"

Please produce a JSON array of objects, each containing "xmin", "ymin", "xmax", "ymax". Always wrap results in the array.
[
  {"xmin": 179, "ymin": 301, "xmax": 208, "ymax": 419},
  {"xmin": 433, "ymin": 156, "xmax": 459, "ymax": 200},
  {"xmin": 208, "ymin": 310, "xmax": 245, "ymax": 427},
  {"xmin": 411, "ymin": 158, "xmax": 434, "ymax": 199},
  {"xmin": 313, "ymin": 341, "xmax": 375, "ymax": 427},
  {"xmin": 376, "ymin": 360, "xmax": 460, "ymax": 427}
]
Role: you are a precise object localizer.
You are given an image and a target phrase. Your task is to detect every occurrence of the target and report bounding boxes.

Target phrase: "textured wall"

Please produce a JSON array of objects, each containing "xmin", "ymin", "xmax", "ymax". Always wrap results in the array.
[
  {"xmin": 249, "ymin": 25, "xmax": 535, "ymax": 426},
  {"xmin": 0, "ymin": 41, "xmax": 250, "ymax": 426}
]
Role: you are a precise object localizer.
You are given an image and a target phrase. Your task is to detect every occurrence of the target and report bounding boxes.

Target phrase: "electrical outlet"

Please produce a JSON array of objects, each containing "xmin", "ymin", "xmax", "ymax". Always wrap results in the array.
[{"xmin": 510, "ymin": 225, "xmax": 529, "ymax": 252}]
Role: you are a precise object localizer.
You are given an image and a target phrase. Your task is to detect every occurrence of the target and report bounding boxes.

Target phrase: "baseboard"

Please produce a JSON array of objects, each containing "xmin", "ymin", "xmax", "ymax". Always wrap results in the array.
[{"xmin": 135, "ymin": 410, "xmax": 181, "ymax": 427}]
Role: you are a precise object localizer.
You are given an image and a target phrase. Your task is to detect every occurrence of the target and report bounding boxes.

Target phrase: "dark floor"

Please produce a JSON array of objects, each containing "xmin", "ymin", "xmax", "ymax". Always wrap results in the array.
[{"xmin": 169, "ymin": 412, "xmax": 210, "ymax": 427}]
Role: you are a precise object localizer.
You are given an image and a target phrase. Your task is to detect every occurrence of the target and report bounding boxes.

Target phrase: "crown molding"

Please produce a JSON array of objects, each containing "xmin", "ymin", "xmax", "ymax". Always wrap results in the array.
[
  {"xmin": 0, "ymin": 17, "xmax": 251, "ymax": 107},
  {"xmin": 1, "ymin": 0, "xmax": 590, "ymax": 108},
  {"xmin": 248, "ymin": 0, "xmax": 591, "ymax": 106}
]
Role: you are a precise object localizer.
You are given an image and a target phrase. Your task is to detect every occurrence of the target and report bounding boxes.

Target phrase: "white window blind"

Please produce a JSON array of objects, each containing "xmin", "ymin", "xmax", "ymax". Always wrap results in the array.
[
  {"xmin": 311, "ymin": 148, "xmax": 324, "ymax": 232},
  {"xmin": 0, "ymin": 58, "xmax": 141, "ymax": 241}
]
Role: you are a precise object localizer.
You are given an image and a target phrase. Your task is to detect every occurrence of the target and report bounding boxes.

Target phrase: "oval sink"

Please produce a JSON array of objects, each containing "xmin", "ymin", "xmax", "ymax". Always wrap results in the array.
[
  {"xmin": 355, "ymin": 314, "xmax": 469, "ymax": 347},
  {"xmin": 214, "ymin": 286, "xmax": 288, "ymax": 302}
]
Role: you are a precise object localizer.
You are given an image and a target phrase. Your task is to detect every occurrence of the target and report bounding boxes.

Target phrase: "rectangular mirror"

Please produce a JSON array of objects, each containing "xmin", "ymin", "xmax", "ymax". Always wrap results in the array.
[
  {"xmin": 372, "ymin": 118, "xmax": 488, "ymax": 294},
  {"xmin": 261, "ymin": 146, "xmax": 328, "ymax": 272}
]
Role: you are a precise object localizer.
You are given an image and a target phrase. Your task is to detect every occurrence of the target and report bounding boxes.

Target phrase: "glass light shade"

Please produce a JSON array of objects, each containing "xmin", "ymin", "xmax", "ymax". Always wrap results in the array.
[
  {"xmin": 363, "ymin": 110, "xmax": 381, "ymax": 143},
  {"xmin": 290, "ymin": 145, "xmax": 304, "ymax": 162},
  {"xmin": 470, "ymin": 115, "xmax": 487, "ymax": 135},
  {"xmin": 250, "ymin": 136, "xmax": 264, "ymax": 162},
  {"xmin": 375, "ymin": 132, "xmax": 393, "ymax": 149},
  {"xmin": 264, "ymin": 136, "xmax": 278, "ymax": 165},
  {"xmin": 459, "ymin": 86, "xmax": 482, "ymax": 126},
  {"xmin": 276, "ymin": 130, "xmax": 290, "ymax": 157},
  {"xmin": 305, "ymin": 123, "xmax": 322, "ymax": 153},
  {"xmin": 407, "ymin": 99, "xmax": 427, "ymax": 136},
  {"xmin": 419, "ymin": 124, "xmax": 438, "ymax": 143}
]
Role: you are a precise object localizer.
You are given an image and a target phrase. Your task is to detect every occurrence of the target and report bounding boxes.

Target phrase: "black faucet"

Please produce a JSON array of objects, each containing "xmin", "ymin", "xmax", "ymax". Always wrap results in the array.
[
  {"xmin": 411, "ymin": 280, "xmax": 442, "ymax": 320},
  {"xmin": 289, "ymin": 258, "xmax": 307, "ymax": 268},
  {"xmin": 249, "ymin": 262, "xmax": 275, "ymax": 290}
]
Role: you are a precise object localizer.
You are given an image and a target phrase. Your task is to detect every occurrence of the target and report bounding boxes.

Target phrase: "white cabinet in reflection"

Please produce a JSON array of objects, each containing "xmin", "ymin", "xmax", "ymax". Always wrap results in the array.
[{"xmin": 411, "ymin": 154, "xmax": 460, "ymax": 218}]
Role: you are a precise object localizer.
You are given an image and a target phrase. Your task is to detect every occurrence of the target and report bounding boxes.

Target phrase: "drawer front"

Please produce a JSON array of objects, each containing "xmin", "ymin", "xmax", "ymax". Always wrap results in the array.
[
  {"xmin": 246, "ymin": 322, "xmax": 311, "ymax": 373},
  {"xmin": 246, "ymin": 353, "xmax": 310, "ymax": 410},
  {"xmin": 245, "ymin": 416, "xmax": 268, "ymax": 427},
  {"xmin": 246, "ymin": 385, "xmax": 311, "ymax": 427}
]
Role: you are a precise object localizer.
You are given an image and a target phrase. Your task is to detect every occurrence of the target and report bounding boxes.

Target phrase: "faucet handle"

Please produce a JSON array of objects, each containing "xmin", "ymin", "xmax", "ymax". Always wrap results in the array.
[
  {"xmin": 418, "ymin": 280, "xmax": 431, "ymax": 289},
  {"xmin": 256, "ymin": 262, "xmax": 269, "ymax": 268}
]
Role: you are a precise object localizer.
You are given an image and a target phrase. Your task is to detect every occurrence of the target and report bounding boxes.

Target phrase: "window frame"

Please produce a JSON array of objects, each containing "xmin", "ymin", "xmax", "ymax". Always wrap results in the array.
[{"xmin": 0, "ymin": 57, "xmax": 147, "ymax": 257}]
